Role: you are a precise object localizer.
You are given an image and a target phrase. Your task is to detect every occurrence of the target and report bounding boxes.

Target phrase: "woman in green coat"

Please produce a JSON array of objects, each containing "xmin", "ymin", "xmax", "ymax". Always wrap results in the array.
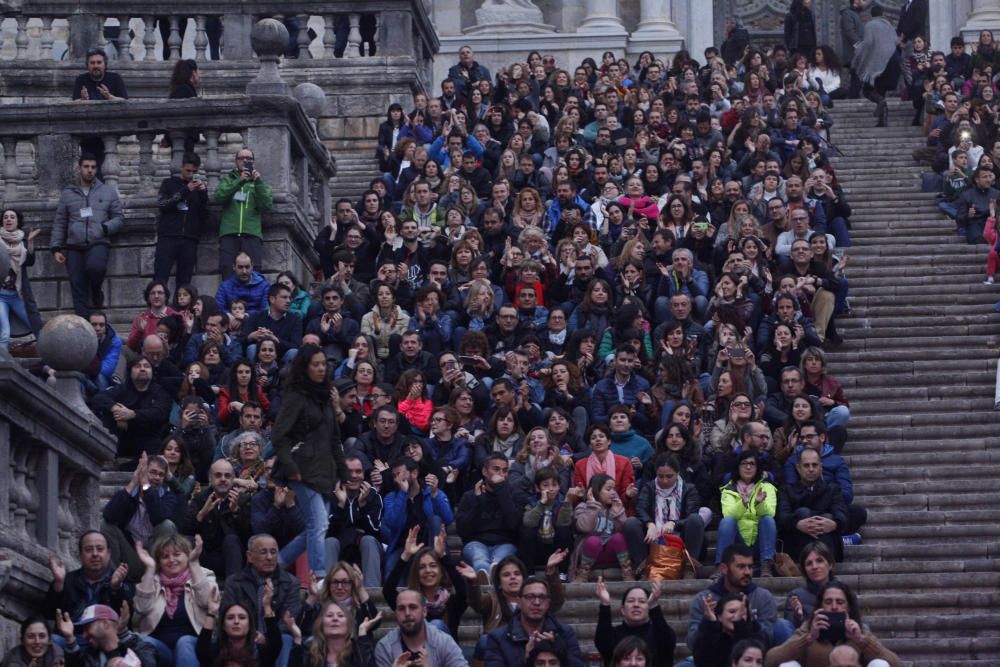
[
  {"xmin": 272, "ymin": 343, "xmax": 346, "ymax": 577},
  {"xmin": 715, "ymin": 450, "xmax": 778, "ymax": 577}
]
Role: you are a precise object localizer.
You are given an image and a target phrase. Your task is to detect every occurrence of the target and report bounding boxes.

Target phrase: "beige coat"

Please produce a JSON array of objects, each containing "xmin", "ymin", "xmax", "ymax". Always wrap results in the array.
[{"xmin": 133, "ymin": 569, "xmax": 218, "ymax": 635}]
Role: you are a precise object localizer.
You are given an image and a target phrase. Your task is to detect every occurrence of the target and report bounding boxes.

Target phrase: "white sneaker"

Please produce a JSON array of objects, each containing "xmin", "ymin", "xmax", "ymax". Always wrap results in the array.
[{"xmin": 985, "ymin": 277, "xmax": 995, "ymax": 285}]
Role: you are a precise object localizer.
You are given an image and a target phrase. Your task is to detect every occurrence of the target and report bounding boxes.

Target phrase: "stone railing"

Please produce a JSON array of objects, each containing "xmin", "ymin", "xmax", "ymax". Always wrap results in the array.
[
  {"xmin": 0, "ymin": 344, "xmax": 116, "ymax": 633},
  {"xmin": 3, "ymin": 0, "xmax": 438, "ymax": 64}
]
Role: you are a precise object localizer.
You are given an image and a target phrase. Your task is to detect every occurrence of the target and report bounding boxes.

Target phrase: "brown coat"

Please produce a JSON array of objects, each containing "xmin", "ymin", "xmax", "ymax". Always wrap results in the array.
[{"xmin": 764, "ymin": 624, "xmax": 902, "ymax": 667}]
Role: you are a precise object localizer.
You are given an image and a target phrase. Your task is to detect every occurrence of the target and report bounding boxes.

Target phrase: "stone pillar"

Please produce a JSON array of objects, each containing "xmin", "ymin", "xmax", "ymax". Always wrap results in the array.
[
  {"xmin": 465, "ymin": 1, "xmax": 554, "ymax": 34},
  {"xmin": 628, "ymin": 0, "xmax": 684, "ymax": 55},
  {"xmin": 245, "ymin": 19, "xmax": 290, "ymax": 96},
  {"xmin": 433, "ymin": 0, "xmax": 462, "ymax": 36},
  {"xmin": 578, "ymin": 0, "xmax": 626, "ymax": 34},
  {"xmin": 222, "ymin": 13, "xmax": 254, "ymax": 60},
  {"xmin": 963, "ymin": 0, "xmax": 1000, "ymax": 42},
  {"xmin": 931, "ymin": 2, "xmax": 962, "ymax": 60}
]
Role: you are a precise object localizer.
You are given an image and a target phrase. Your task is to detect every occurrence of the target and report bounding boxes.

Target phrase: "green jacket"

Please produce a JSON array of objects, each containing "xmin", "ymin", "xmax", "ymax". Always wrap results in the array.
[
  {"xmin": 720, "ymin": 479, "xmax": 777, "ymax": 546},
  {"xmin": 214, "ymin": 169, "xmax": 273, "ymax": 238}
]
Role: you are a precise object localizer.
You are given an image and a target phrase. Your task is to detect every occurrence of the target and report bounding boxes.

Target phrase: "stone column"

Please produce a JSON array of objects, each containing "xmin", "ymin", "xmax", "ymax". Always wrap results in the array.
[
  {"xmin": 578, "ymin": 0, "xmax": 626, "ymax": 34},
  {"xmin": 629, "ymin": 0, "xmax": 684, "ymax": 54},
  {"xmin": 962, "ymin": 0, "xmax": 1000, "ymax": 44}
]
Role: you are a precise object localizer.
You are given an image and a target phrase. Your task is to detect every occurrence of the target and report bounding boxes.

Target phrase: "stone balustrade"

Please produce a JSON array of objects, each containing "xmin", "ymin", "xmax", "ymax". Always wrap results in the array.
[{"xmin": 3, "ymin": 0, "xmax": 437, "ymax": 64}]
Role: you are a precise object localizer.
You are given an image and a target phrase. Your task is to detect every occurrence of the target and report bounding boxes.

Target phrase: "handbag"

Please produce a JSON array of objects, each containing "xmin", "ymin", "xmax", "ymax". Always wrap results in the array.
[
  {"xmin": 646, "ymin": 534, "xmax": 700, "ymax": 580},
  {"xmin": 774, "ymin": 541, "xmax": 802, "ymax": 578}
]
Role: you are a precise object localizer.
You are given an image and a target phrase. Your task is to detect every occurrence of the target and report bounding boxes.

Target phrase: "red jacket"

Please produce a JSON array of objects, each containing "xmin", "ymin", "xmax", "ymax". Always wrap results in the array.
[{"xmin": 574, "ymin": 453, "xmax": 636, "ymax": 515}]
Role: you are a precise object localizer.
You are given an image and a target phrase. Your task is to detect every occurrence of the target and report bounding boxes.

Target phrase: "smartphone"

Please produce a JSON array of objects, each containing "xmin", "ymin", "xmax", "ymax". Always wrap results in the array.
[
  {"xmin": 817, "ymin": 611, "xmax": 847, "ymax": 643},
  {"xmin": 458, "ymin": 355, "xmax": 478, "ymax": 365}
]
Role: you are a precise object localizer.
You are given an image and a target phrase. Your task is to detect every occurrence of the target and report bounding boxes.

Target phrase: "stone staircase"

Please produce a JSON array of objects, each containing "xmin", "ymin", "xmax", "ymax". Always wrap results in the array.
[{"xmin": 96, "ymin": 99, "xmax": 1000, "ymax": 664}]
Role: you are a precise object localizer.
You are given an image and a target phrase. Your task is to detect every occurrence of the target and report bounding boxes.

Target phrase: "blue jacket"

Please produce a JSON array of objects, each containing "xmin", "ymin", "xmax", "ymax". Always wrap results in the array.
[
  {"xmin": 783, "ymin": 443, "xmax": 855, "ymax": 504},
  {"xmin": 591, "ymin": 374, "xmax": 652, "ymax": 429},
  {"xmin": 485, "ymin": 611, "xmax": 584, "ymax": 667},
  {"xmin": 215, "ymin": 271, "xmax": 270, "ymax": 314},
  {"xmin": 183, "ymin": 331, "xmax": 244, "ymax": 367},
  {"xmin": 94, "ymin": 323, "xmax": 123, "ymax": 382},
  {"xmin": 425, "ymin": 436, "xmax": 470, "ymax": 473},
  {"xmin": 102, "ymin": 485, "xmax": 178, "ymax": 532},
  {"xmin": 545, "ymin": 195, "xmax": 591, "ymax": 236},
  {"xmin": 428, "ymin": 134, "xmax": 484, "ymax": 169},
  {"xmin": 609, "ymin": 429, "xmax": 654, "ymax": 464},
  {"xmin": 381, "ymin": 486, "xmax": 454, "ymax": 555},
  {"xmin": 407, "ymin": 312, "xmax": 453, "ymax": 357},
  {"xmin": 656, "ymin": 267, "xmax": 711, "ymax": 302}
]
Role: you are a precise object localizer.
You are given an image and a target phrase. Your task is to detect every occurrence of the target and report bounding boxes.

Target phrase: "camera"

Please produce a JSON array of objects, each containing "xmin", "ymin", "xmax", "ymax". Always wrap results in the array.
[
  {"xmin": 243, "ymin": 159, "xmax": 255, "ymax": 172},
  {"xmin": 730, "ymin": 345, "xmax": 747, "ymax": 359}
]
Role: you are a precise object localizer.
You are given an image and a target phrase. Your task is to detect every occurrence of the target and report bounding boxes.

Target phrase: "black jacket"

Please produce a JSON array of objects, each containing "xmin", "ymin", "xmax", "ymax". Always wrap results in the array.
[
  {"xmin": 102, "ymin": 486, "xmax": 178, "ymax": 536},
  {"xmin": 250, "ymin": 487, "xmax": 308, "ymax": 548},
  {"xmin": 156, "ymin": 175, "xmax": 210, "ymax": 240},
  {"xmin": 456, "ymin": 481, "xmax": 521, "ymax": 546},
  {"xmin": 44, "ymin": 567, "xmax": 135, "ymax": 623},
  {"xmin": 896, "ymin": 0, "xmax": 928, "ymax": 42},
  {"xmin": 221, "ymin": 565, "xmax": 303, "ymax": 632},
  {"xmin": 778, "ymin": 478, "xmax": 849, "ymax": 533},
  {"xmin": 91, "ymin": 381, "xmax": 171, "ymax": 458},
  {"xmin": 182, "ymin": 486, "xmax": 252, "ymax": 552},
  {"xmin": 596, "ymin": 604, "xmax": 676, "ymax": 667},
  {"xmin": 271, "ymin": 382, "xmax": 346, "ymax": 495},
  {"xmin": 634, "ymin": 477, "xmax": 702, "ymax": 533}
]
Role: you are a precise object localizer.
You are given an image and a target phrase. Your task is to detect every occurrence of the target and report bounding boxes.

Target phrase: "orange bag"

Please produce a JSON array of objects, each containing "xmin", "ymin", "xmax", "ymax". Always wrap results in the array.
[{"xmin": 646, "ymin": 534, "xmax": 687, "ymax": 580}]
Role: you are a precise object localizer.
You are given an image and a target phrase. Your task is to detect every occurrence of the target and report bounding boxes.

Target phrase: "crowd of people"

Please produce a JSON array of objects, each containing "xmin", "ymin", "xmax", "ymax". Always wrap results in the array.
[{"xmin": 0, "ymin": 2, "xmax": 946, "ymax": 666}]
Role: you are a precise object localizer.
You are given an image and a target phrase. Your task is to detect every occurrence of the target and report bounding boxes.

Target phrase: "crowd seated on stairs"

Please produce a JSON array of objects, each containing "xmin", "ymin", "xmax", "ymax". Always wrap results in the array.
[{"xmin": 10, "ymin": 10, "xmax": 957, "ymax": 667}]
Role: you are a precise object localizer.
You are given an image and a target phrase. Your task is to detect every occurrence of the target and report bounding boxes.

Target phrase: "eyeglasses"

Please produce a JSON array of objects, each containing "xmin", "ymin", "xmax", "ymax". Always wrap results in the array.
[
  {"xmin": 330, "ymin": 578, "xmax": 352, "ymax": 587},
  {"xmin": 731, "ymin": 401, "xmax": 752, "ymax": 408},
  {"xmin": 431, "ymin": 416, "xmax": 447, "ymax": 423},
  {"xmin": 739, "ymin": 460, "xmax": 757, "ymax": 467}
]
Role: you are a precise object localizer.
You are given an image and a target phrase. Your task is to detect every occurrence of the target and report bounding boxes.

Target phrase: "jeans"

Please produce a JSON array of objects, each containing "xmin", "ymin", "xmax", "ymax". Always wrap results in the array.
[
  {"xmin": 279, "ymin": 482, "xmax": 330, "ymax": 575},
  {"xmin": 461, "ymin": 541, "xmax": 518, "ymax": 574},
  {"xmin": 324, "ymin": 534, "xmax": 383, "ymax": 587},
  {"xmin": 65, "ymin": 244, "xmax": 109, "ymax": 317},
  {"xmin": 826, "ymin": 216, "xmax": 852, "ymax": 248},
  {"xmin": 825, "ymin": 405, "xmax": 850, "ymax": 430},
  {"xmin": 715, "ymin": 515, "xmax": 776, "ymax": 564},
  {"xmin": 144, "ymin": 635, "xmax": 199, "ymax": 667},
  {"xmin": 937, "ymin": 200, "xmax": 959, "ymax": 219},
  {"xmin": 773, "ymin": 619, "xmax": 797, "ymax": 647},
  {"xmin": 0, "ymin": 290, "xmax": 29, "ymax": 348}
]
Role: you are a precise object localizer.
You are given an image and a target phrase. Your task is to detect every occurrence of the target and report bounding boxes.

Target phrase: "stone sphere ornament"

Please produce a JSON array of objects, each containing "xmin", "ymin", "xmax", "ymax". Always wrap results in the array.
[
  {"xmin": 294, "ymin": 83, "xmax": 326, "ymax": 117},
  {"xmin": 38, "ymin": 314, "xmax": 97, "ymax": 372},
  {"xmin": 251, "ymin": 18, "xmax": 289, "ymax": 59}
]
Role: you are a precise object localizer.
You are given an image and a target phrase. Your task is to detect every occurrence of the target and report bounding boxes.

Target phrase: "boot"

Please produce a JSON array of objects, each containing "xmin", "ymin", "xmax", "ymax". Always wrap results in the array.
[
  {"xmin": 617, "ymin": 552, "xmax": 636, "ymax": 581},
  {"xmin": 574, "ymin": 555, "xmax": 594, "ymax": 583},
  {"xmin": 760, "ymin": 559, "xmax": 775, "ymax": 577},
  {"xmin": 912, "ymin": 107, "xmax": 923, "ymax": 126}
]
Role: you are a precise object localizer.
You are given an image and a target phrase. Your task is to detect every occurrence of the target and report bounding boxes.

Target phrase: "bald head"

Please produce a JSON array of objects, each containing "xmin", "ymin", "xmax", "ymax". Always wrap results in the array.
[
  {"xmin": 209, "ymin": 459, "xmax": 235, "ymax": 495},
  {"xmin": 828, "ymin": 645, "xmax": 861, "ymax": 667},
  {"xmin": 142, "ymin": 334, "xmax": 164, "ymax": 359}
]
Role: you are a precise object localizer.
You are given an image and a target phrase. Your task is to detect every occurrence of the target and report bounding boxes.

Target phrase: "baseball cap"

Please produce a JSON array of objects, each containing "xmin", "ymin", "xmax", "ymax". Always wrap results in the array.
[{"xmin": 75, "ymin": 604, "xmax": 119, "ymax": 626}]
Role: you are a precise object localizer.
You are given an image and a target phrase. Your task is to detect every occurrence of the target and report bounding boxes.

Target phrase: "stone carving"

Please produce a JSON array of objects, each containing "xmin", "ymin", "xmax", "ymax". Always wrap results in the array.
[
  {"xmin": 475, "ymin": 0, "xmax": 545, "ymax": 26},
  {"xmin": 37, "ymin": 315, "xmax": 96, "ymax": 372}
]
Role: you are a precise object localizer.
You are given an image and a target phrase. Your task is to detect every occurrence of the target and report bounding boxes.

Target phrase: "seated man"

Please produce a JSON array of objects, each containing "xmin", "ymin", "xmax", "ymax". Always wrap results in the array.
[
  {"xmin": 216, "ymin": 400, "xmax": 268, "ymax": 461},
  {"xmin": 380, "ymin": 457, "xmax": 454, "ymax": 579},
  {"xmin": 182, "ymin": 311, "xmax": 243, "ymax": 367},
  {"xmin": 241, "ymin": 283, "xmax": 302, "ymax": 364},
  {"xmin": 215, "ymin": 251, "xmax": 269, "ymax": 313},
  {"xmin": 383, "ymin": 330, "xmax": 441, "ymax": 386},
  {"xmin": 778, "ymin": 447, "xmax": 848, "ymax": 562},
  {"xmin": 84, "ymin": 311, "xmax": 122, "ymax": 393},
  {"xmin": 101, "ymin": 453, "xmax": 178, "ymax": 581},
  {"xmin": 456, "ymin": 453, "xmax": 521, "ymax": 577},
  {"xmin": 304, "ymin": 285, "xmax": 360, "ymax": 365},
  {"xmin": 590, "ymin": 345, "xmax": 653, "ymax": 433},
  {"xmin": 686, "ymin": 543, "xmax": 778, "ymax": 650},
  {"xmin": 182, "ymin": 459, "xmax": 251, "ymax": 581},
  {"xmin": 783, "ymin": 421, "xmax": 868, "ymax": 543},
  {"xmin": 484, "ymin": 577, "xmax": 584, "ymax": 667},
  {"xmin": 250, "ymin": 463, "xmax": 306, "ymax": 551},
  {"xmin": 325, "ymin": 454, "xmax": 384, "ymax": 587},
  {"xmin": 777, "ymin": 240, "xmax": 841, "ymax": 343},
  {"xmin": 91, "ymin": 356, "xmax": 171, "ymax": 460},
  {"xmin": 55, "ymin": 604, "xmax": 156, "ymax": 666},
  {"xmin": 373, "ymin": 589, "xmax": 466, "ymax": 667},
  {"xmin": 44, "ymin": 531, "xmax": 133, "ymax": 634},
  {"xmin": 221, "ymin": 533, "xmax": 301, "ymax": 667}
]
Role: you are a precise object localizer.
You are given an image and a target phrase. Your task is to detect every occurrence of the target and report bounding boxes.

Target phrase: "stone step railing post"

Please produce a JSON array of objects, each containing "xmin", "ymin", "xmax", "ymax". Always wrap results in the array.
[
  {"xmin": 101, "ymin": 134, "xmax": 120, "ymax": 193},
  {"xmin": 346, "ymin": 13, "xmax": 362, "ymax": 58},
  {"xmin": 323, "ymin": 14, "xmax": 336, "ymax": 58},
  {"xmin": 116, "ymin": 15, "xmax": 131, "ymax": 59},
  {"xmin": 40, "ymin": 17, "xmax": 55, "ymax": 60},
  {"xmin": 168, "ymin": 16, "xmax": 182, "ymax": 60},
  {"xmin": 297, "ymin": 14, "xmax": 312, "ymax": 59},
  {"xmin": 194, "ymin": 15, "xmax": 209, "ymax": 60},
  {"xmin": 204, "ymin": 129, "xmax": 221, "ymax": 190},
  {"xmin": 137, "ymin": 132, "xmax": 156, "ymax": 192},
  {"xmin": 15, "ymin": 16, "xmax": 28, "ymax": 60},
  {"xmin": 143, "ymin": 16, "xmax": 157, "ymax": 60}
]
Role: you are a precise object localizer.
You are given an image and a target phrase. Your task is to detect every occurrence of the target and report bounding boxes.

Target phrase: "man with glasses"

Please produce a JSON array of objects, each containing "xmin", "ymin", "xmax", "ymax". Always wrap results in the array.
[
  {"xmin": 325, "ymin": 454, "xmax": 384, "ymax": 587},
  {"xmin": 222, "ymin": 533, "xmax": 302, "ymax": 667},
  {"xmin": 778, "ymin": 240, "xmax": 840, "ymax": 343},
  {"xmin": 484, "ymin": 577, "xmax": 583, "ymax": 666},
  {"xmin": 764, "ymin": 366, "xmax": 807, "ymax": 429},
  {"xmin": 183, "ymin": 459, "xmax": 250, "ymax": 580},
  {"xmin": 775, "ymin": 208, "xmax": 819, "ymax": 259},
  {"xmin": 711, "ymin": 420, "xmax": 781, "ymax": 486},
  {"xmin": 784, "ymin": 421, "xmax": 867, "ymax": 545},
  {"xmin": 214, "ymin": 147, "xmax": 273, "ymax": 277},
  {"xmin": 778, "ymin": 447, "xmax": 847, "ymax": 561}
]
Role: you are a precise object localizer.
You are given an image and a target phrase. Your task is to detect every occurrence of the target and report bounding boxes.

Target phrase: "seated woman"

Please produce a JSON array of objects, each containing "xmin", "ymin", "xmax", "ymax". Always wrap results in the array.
[
  {"xmin": 772, "ymin": 541, "xmax": 842, "ymax": 646},
  {"xmin": 425, "ymin": 406, "xmax": 470, "ymax": 500},
  {"xmin": 509, "ymin": 427, "xmax": 573, "ymax": 507},
  {"xmin": 771, "ymin": 394, "xmax": 827, "ymax": 464},
  {"xmin": 764, "ymin": 581, "xmax": 902, "ymax": 667},
  {"xmin": 572, "ymin": 473, "xmax": 632, "ymax": 582},
  {"xmin": 801, "ymin": 346, "xmax": 850, "ymax": 449},
  {"xmin": 574, "ymin": 425, "xmax": 637, "ymax": 513},
  {"xmin": 217, "ymin": 360, "xmax": 271, "ymax": 432},
  {"xmin": 196, "ymin": 594, "xmax": 282, "ymax": 667},
  {"xmin": 1, "ymin": 617, "xmax": 63, "ymax": 667},
  {"xmin": 692, "ymin": 593, "xmax": 768, "ymax": 667},
  {"xmin": 299, "ymin": 561, "xmax": 379, "ymax": 637},
  {"xmin": 382, "ymin": 526, "xmax": 467, "ymax": 637},
  {"xmin": 630, "ymin": 453, "xmax": 707, "ymax": 567},
  {"xmin": 541, "ymin": 359, "xmax": 590, "ymax": 420},
  {"xmin": 134, "ymin": 534, "xmax": 217, "ymax": 667},
  {"xmin": 716, "ymin": 451, "xmax": 778, "ymax": 577},
  {"xmin": 543, "ymin": 407, "xmax": 586, "ymax": 463},
  {"xmin": 288, "ymin": 601, "xmax": 380, "ymax": 667},
  {"xmin": 471, "ymin": 407, "xmax": 523, "ymax": 472},
  {"xmin": 707, "ymin": 391, "xmax": 758, "ymax": 459},
  {"xmin": 607, "ymin": 404, "xmax": 654, "ymax": 474},
  {"xmin": 396, "ymin": 369, "xmax": 434, "ymax": 435},
  {"xmin": 229, "ymin": 431, "xmax": 268, "ymax": 495},
  {"xmin": 758, "ymin": 321, "xmax": 805, "ymax": 389}
]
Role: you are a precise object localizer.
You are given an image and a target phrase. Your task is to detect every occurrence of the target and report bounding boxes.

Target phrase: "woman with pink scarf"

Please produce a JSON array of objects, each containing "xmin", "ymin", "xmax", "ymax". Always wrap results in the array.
[
  {"xmin": 0, "ymin": 209, "xmax": 38, "ymax": 349},
  {"xmin": 133, "ymin": 534, "xmax": 218, "ymax": 667}
]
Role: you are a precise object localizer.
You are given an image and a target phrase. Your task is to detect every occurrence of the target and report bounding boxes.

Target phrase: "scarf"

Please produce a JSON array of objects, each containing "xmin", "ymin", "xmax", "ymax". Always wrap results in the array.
[
  {"xmin": 160, "ymin": 569, "xmax": 191, "ymax": 619},
  {"xmin": 654, "ymin": 477, "xmax": 684, "ymax": 530},
  {"xmin": 0, "ymin": 228, "xmax": 25, "ymax": 293},
  {"xmin": 425, "ymin": 587, "xmax": 450, "ymax": 617},
  {"xmin": 548, "ymin": 328, "xmax": 567, "ymax": 346},
  {"xmin": 492, "ymin": 433, "xmax": 520, "ymax": 459},
  {"xmin": 736, "ymin": 479, "xmax": 754, "ymax": 503},
  {"xmin": 586, "ymin": 451, "xmax": 616, "ymax": 483},
  {"xmin": 126, "ymin": 495, "xmax": 154, "ymax": 550},
  {"xmin": 527, "ymin": 453, "xmax": 553, "ymax": 479},
  {"xmin": 305, "ymin": 379, "xmax": 330, "ymax": 405}
]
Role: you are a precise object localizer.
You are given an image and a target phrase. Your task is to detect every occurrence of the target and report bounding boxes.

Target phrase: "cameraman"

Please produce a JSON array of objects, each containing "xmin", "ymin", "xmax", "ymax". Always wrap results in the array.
[{"xmin": 214, "ymin": 147, "xmax": 273, "ymax": 277}]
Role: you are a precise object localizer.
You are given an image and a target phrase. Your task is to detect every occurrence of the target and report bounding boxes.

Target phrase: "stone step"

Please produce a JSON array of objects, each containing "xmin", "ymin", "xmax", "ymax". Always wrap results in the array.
[
  {"xmin": 845, "ymin": 421, "xmax": 1000, "ymax": 441},
  {"xmin": 845, "ymin": 437, "xmax": 1000, "ymax": 456}
]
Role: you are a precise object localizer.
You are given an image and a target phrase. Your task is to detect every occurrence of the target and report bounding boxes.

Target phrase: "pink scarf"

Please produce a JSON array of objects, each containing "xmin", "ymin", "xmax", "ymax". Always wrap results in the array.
[
  {"xmin": 160, "ymin": 570, "xmax": 191, "ymax": 618},
  {"xmin": 585, "ymin": 451, "xmax": 616, "ymax": 484}
]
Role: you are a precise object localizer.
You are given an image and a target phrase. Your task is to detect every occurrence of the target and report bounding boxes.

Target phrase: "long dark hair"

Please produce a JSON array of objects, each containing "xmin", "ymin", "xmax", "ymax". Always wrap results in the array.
[
  {"xmin": 287, "ymin": 343, "xmax": 327, "ymax": 389},
  {"xmin": 816, "ymin": 580, "xmax": 862, "ymax": 624},
  {"xmin": 169, "ymin": 58, "xmax": 198, "ymax": 96},
  {"xmin": 226, "ymin": 359, "xmax": 259, "ymax": 399}
]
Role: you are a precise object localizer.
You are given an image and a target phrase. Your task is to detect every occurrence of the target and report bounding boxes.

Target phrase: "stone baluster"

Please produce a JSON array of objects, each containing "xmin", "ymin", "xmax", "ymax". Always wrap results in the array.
[
  {"xmin": 57, "ymin": 472, "xmax": 78, "ymax": 556},
  {"xmin": 10, "ymin": 446, "xmax": 30, "ymax": 537},
  {"xmin": 116, "ymin": 16, "xmax": 131, "ymax": 59},
  {"xmin": 101, "ymin": 135, "xmax": 120, "ymax": 193},
  {"xmin": 297, "ymin": 14, "xmax": 312, "ymax": 59},
  {"xmin": 96, "ymin": 16, "xmax": 107, "ymax": 50},
  {"xmin": 15, "ymin": 16, "xmax": 29, "ymax": 60},
  {"xmin": 137, "ymin": 132, "xmax": 155, "ymax": 192},
  {"xmin": 204, "ymin": 130, "xmax": 221, "ymax": 189},
  {"xmin": 194, "ymin": 15, "xmax": 209, "ymax": 60},
  {"xmin": 168, "ymin": 16, "xmax": 182, "ymax": 60},
  {"xmin": 170, "ymin": 133, "xmax": 186, "ymax": 173},
  {"xmin": 143, "ymin": 16, "xmax": 157, "ymax": 60},
  {"xmin": 346, "ymin": 13, "xmax": 362, "ymax": 58},
  {"xmin": 323, "ymin": 14, "xmax": 336, "ymax": 58},
  {"xmin": 40, "ymin": 17, "xmax": 55, "ymax": 60},
  {"xmin": 369, "ymin": 14, "xmax": 380, "ymax": 56},
  {"xmin": 3, "ymin": 138, "xmax": 17, "ymax": 201}
]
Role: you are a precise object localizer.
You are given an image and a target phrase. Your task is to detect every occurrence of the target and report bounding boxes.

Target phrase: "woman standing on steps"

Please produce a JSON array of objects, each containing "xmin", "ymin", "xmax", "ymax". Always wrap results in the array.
[{"xmin": 852, "ymin": 5, "xmax": 902, "ymax": 127}]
